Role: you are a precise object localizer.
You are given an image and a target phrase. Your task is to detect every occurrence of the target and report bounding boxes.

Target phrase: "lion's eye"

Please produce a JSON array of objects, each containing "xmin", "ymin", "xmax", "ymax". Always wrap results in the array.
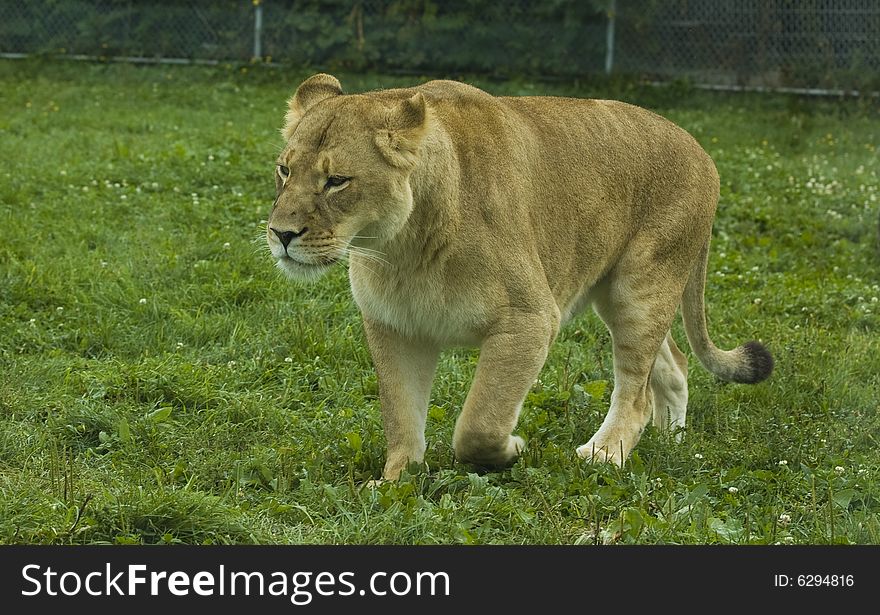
[
  {"xmin": 277, "ymin": 165, "xmax": 290, "ymax": 179},
  {"xmin": 324, "ymin": 176, "xmax": 351, "ymax": 191}
]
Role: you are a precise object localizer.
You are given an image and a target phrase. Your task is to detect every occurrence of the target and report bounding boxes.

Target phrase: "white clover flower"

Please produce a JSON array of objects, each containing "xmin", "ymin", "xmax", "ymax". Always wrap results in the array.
[
  {"xmin": 284, "ymin": 357, "xmax": 293, "ymax": 363},
  {"xmin": 728, "ymin": 486, "xmax": 739, "ymax": 494},
  {"xmin": 753, "ymin": 298, "xmax": 762, "ymax": 305},
  {"xmin": 223, "ymin": 242, "xmax": 231, "ymax": 249},
  {"xmin": 694, "ymin": 453, "xmax": 704, "ymax": 460},
  {"xmin": 834, "ymin": 466, "xmax": 845, "ymax": 475},
  {"xmin": 778, "ymin": 460, "xmax": 788, "ymax": 466},
  {"xmin": 778, "ymin": 513, "xmax": 791, "ymax": 526},
  {"xmin": 139, "ymin": 298, "xmax": 147, "ymax": 305}
]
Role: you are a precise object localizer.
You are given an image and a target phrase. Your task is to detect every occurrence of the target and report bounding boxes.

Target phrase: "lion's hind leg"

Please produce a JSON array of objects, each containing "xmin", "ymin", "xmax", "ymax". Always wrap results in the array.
[
  {"xmin": 577, "ymin": 264, "xmax": 687, "ymax": 465},
  {"xmin": 650, "ymin": 332, "xmax": 689, "ymax": 441}
]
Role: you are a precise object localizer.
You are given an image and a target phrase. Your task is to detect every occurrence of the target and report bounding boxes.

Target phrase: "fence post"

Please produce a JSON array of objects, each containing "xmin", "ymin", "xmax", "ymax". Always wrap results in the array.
[
  {"xmin": 605, "ymin": 0, "xmax": 616, "ymax": 75},
  {"xmin": 253, "ymin": 0, "xmax": 264, "ymax": 60}
]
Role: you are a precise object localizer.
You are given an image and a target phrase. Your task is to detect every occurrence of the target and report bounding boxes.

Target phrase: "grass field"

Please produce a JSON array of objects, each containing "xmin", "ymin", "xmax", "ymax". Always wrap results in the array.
[{"xmin": 1, "ymin": 59, "xmax": 878, "ymax": 544}]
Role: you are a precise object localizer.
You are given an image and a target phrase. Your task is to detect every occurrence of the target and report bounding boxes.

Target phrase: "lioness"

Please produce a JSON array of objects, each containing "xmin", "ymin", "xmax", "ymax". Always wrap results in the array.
[{"xmin": 266, "ymin": 74, "xmax": 773, "ymax": 480}]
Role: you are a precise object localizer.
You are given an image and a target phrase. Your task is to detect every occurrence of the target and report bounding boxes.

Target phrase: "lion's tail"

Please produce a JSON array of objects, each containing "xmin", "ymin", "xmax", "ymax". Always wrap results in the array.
[{"xmin": 680, "ymin": 240, "xmax": 774, "ymax": 384}]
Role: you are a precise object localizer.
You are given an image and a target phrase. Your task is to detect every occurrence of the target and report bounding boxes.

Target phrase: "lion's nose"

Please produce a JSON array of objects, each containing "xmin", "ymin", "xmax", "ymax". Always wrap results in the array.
[{"xmin": 270, "ymin": 227, "xmax": 307, "ymax": 249}]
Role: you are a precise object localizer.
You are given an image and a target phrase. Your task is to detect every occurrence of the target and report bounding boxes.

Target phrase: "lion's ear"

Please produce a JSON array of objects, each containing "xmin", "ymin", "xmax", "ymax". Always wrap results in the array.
[
  {"xmin": 375, "ymin": 92, "xmax": 430, "ymax": 168},
  {"xmin": 282, "ymin": 73, "xmax": 343, "ymax": 140}
]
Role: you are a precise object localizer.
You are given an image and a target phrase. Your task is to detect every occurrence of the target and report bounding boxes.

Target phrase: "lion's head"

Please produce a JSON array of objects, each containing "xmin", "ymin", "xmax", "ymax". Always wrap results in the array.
[{"xmin": 266, "ymin": 73, "xmax": 431, "ymax": 281}]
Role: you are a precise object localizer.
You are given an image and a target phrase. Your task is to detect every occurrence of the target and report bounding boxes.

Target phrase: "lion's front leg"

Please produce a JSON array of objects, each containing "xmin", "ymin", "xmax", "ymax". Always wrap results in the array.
[
  {"xmin": 363, "ymin": 317, "xmax": 440, "ymax": 481},
  {"xmin": 452, "ymin": 312, "xmax": 556, "ymax": 467}
]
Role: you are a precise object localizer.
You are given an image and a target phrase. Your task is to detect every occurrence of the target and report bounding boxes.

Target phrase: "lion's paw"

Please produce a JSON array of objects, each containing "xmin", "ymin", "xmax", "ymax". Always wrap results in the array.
[
  {"xmin": 454, "ymin": 434, "xmax": 525, "ymax": 467},
  {"xmin": 576, "ymin": 438, "xmax": 625, "ymax": 467}
]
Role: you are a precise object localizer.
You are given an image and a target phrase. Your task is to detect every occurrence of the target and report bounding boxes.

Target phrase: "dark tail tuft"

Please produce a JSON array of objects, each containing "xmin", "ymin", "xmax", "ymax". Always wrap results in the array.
[{"xmin": 734, "ymin": 341, "xmax": 774, "ymax": 384}]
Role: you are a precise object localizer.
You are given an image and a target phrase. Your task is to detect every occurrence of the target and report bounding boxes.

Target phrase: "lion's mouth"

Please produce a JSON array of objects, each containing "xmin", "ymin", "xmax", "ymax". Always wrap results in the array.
[{"xmin": 279, "ymin": 254, "xmax": 339, "ymax": 268}]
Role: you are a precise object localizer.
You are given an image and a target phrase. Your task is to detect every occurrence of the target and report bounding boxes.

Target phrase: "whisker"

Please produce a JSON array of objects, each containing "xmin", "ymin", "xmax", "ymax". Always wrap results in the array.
[
  {"xmin": 335, "ymin": 249, "xmax": 370, "ymax": 274},
  {"xmin": 347, "ymin": 249, "xmax": 390, "ymax": 263},
  {"xmin": 346, "ymin": 245, "xmax": 387, "ymax": 257},
  {"xmin": 251, "ymin": 237, "xmax": 272, "ymax": 255},
  {"xmin": 259, "ymin": 139, "xmax": 286, "ymax": 153},
  {"xmin": 251, "ymin": 245, "xmax": 272, "ymax": 258},
  {"xmin": 346, "ymin": 248, "xmax": 392, "ymax": 267},
  {"xmin": 344, "ymin": 252, "xmax": 380, "ymax": 279},
  {"xmin": 325, "ymin": 238, "xmax": 388, "ymax": 258}
]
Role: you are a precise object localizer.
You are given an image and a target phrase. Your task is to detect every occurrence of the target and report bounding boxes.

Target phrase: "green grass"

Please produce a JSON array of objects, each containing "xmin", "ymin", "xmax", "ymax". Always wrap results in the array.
[{"xmin": 1, "ymin": 59, "xmax": 878, "ymax": 545}]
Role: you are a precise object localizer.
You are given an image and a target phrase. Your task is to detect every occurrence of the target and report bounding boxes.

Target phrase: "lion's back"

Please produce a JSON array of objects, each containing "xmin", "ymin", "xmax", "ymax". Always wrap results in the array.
[{"xmin": 394, "ymin": 83, "xmax": 717, "ymax": 202}]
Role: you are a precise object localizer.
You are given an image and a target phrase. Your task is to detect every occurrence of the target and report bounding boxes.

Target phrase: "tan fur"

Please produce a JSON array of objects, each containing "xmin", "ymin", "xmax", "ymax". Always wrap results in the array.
[{"xmin": 267, "ymin": 74, "xmax": 773, "ymax": 479}]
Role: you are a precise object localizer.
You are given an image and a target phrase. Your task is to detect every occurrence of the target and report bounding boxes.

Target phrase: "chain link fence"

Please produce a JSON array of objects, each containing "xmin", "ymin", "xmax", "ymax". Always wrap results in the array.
[
  {"xmin": 1, "ymin": 1, "xmax": 878, "ymax": 91},
  {"xmin": 616, "ymin": 0, "xmax": 880, "ymax": 91}
]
